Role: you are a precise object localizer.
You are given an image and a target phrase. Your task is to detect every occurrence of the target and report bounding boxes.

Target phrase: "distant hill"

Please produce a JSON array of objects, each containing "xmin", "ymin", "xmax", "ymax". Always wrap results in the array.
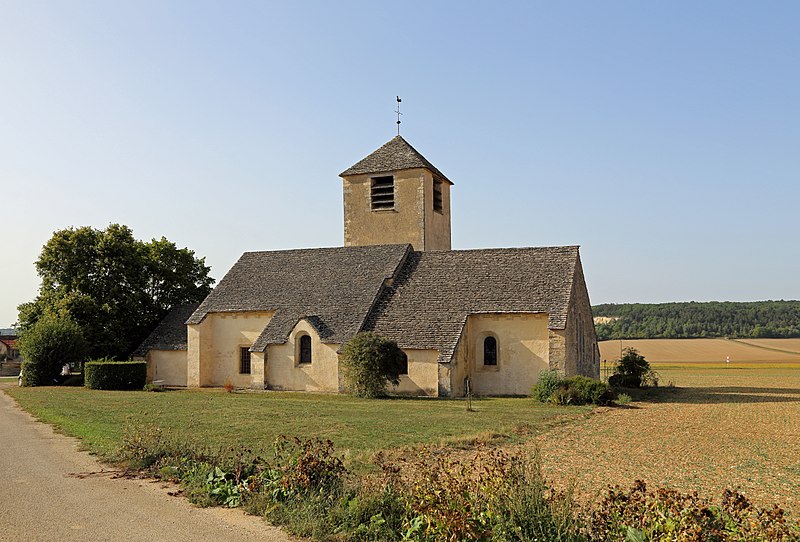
[{"xmin": 592, "ymin": 301, "xmax": 800, "ymax": 340}]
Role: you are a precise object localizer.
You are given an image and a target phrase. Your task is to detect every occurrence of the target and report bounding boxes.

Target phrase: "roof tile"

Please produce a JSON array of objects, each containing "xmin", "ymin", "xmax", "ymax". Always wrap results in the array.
[
  {"xmin": 364, "ymin": 246, "xmax": 579, "ymax": 363},
  {"xmin": 339, "ymin": 135, "xmax": 452, "ymax": 183}
]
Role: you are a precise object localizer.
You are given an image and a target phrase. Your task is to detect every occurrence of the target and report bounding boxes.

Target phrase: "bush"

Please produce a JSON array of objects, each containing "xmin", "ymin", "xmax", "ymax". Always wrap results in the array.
[
  {"xmin": 534, "ymin": 372, "xmax": 612, "ymax": 406},
  {"xmin": 609, "ymin": 347, "xmax": 658, "ymax": 389},
  {"xmin": 17, "ymin": 314, "xmax": 87, "ymax": 386},
  {"xmin": 84, "ymin": 359, "xmax": 146, "ymax": 390},
  {"xmin": 339, "ymin": 332, "xmax": 408, "ymax": 398},
  {"xmin": 531, "ymin": 369, "xmax": 563, "ymax": 402},
  {"xmin": 564, "ymin": 376, "xmax": 614, "ymax": 406}
]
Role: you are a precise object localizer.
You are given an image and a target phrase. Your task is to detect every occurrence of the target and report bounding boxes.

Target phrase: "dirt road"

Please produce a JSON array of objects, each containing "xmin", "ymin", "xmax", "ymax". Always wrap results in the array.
[{"xmin": 0, "ymin": 387, "xmax": 291, "ymax": 542}]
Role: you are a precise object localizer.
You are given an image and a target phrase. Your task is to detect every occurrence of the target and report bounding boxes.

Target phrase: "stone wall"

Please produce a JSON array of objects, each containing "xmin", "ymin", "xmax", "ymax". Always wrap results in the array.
[
  {"xmin": 342, "ymin": 167, "xmax": 450, "ymax": 251},
  {"xmin": 565, "ymin": 256, "xmax": 600, "ymax": 378}
]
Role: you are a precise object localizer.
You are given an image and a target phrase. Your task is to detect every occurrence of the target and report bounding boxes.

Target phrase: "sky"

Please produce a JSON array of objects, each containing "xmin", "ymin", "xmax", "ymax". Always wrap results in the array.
[{"xmin": 1, "ymin": 1, "xmax": 798, "ymax": 327}]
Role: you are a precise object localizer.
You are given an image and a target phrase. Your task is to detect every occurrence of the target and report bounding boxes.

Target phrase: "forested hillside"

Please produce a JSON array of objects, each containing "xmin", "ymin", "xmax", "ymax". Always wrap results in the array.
[{"xmin": 592, "ymin": 301, "xmax": 800, "ymax": 340}]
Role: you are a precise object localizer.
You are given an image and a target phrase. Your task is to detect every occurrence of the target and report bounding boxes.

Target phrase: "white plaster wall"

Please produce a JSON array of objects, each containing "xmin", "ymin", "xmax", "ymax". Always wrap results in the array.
[
  {"xmin": 265, "ymin": 319, "xmax": 340, "ymax": 392},
  {"xmin": 460, "ymin": 313, "xmax": 550, "ymax": 396},
  {"xmin": 147, "ymin": 349, "xmax": 188, "ymax": 387},
  {"xmin": 389, "ymin": 349, "xmax": 440, "ymax": 396}
]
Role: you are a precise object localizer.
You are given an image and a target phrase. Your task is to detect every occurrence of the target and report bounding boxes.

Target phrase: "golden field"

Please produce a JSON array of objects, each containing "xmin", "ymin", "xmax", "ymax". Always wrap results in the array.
[{"xmin": 599, "ymin": 338, "xmax": 800, "ymax": 368}]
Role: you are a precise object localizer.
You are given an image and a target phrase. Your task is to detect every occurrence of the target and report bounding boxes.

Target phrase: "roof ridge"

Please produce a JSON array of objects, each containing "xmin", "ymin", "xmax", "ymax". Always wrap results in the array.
[
  {"xmin": 421, "ymin": 245, "xmax": 580, "ymax": 254},
  {"xmin": 240, "ymin": 244, "xmax": 412, "ymax": 257}
]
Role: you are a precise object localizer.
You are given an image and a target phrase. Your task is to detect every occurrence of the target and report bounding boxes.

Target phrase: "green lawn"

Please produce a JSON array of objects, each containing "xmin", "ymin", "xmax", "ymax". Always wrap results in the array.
[
  {"xmin": 4, "ymin": 387, "xmax": 589, "ymax": 464},
  {"xmin": 0, "ymin": 376, "xmax": 18, "ymax": 382}
]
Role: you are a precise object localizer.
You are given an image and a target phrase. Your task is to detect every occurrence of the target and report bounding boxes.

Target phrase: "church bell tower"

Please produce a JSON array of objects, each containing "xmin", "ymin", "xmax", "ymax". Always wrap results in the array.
[{"xmin": 339, "ymin": 135, "xmax": 452, "ymax": 251}]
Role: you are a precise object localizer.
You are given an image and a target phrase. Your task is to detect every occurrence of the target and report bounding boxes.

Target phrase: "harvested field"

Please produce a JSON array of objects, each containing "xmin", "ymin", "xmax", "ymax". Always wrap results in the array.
[
  {"xmin": 599, "ymin": 338, "xmax": 800, "ymax": 366},
  {"xmin": 732, "ymin": 338, "xmax": 800, "ymax": 355},
  {"xmin": 533, "ymin": 367, "xmax": 800, "ymax": 517}
]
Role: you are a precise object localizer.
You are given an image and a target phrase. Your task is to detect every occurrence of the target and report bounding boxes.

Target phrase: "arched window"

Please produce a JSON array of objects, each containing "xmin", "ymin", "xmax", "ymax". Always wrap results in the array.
[
  {"xmin": 483, "ymin": 336, "xmax": 497, "ymax": 366},
  {"xmin": 299, "ymin": 334, "xmax": 312, "ymax": 364}
]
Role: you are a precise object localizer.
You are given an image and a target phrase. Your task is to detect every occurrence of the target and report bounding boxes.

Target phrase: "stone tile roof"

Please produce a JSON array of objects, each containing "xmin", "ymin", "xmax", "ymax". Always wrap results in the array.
[
  {"xmin": 339, "ymin": 135, "xmax": 453, "ymax": 184},
  {"xmin": 364, "ymin": 246, "xmax": 579, "ymax": 363},
  {"xmin": 185, "ymin": 245, "xmax": 412, "ymax": 352},
  {"xmin": 132, "ymin": 303, "xmax": 200, "ymax": 356}
]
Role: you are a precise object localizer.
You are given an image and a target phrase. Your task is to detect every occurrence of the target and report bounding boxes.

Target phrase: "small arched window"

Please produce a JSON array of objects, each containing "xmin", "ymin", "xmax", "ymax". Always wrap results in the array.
[
  {"xmin": 483, "ymin": 336, "xmax": 497, "ymax": 366},
  {"xmin": 299, "ymin": 334, "xmax": 312, "ymax": 364}
]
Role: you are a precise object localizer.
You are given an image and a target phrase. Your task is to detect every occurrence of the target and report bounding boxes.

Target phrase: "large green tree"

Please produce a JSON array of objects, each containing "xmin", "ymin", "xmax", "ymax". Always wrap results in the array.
[{"xmin": 17, "ymin": 224, "xmax": 214, "ymax": 359}]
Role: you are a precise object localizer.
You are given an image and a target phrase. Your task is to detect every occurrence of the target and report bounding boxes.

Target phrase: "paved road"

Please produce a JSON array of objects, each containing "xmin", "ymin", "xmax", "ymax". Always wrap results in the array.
[{"xmin": 0, "ymin": 386, "xmax": 292, "ymax": 542}]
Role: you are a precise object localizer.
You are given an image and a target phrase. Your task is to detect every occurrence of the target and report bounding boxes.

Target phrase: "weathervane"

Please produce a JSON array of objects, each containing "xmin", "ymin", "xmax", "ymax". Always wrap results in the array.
[{"xmin": 395, "ymin": 96, "xmax": 402, "ymax": 135}]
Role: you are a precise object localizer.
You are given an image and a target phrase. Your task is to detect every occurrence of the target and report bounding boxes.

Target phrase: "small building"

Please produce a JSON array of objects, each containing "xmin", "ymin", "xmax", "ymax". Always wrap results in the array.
[
  {"xmin": 0, "ymin": 337, "xmax": 19, "ymax": 361},
  {"xmin": 135, "ymin": 136, "xmax": 599, "ymax": 395}
]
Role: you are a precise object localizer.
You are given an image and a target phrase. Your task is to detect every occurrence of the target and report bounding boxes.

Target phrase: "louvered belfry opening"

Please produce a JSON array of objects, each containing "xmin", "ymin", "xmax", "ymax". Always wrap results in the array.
[
  {"xmin": 433, "ymin": 178, "xmax": 443, "ymax": 212},
  {"xmin": 370, "ymin": 175, "xmax": 395, "ymax": 210}
]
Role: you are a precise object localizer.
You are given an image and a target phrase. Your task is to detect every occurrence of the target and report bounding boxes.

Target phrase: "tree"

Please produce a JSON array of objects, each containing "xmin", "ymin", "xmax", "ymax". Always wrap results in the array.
[
  {"xmin": 339, "ymin": 332, "xmax": 407, "ymax": 398},
  {"xmin": 18, "ymin": 314, "xmax": 87, "ymax": 386},
  {"xmin": 608, "ymin": 347, "xmax": 655, "ymax": 388},
  {"xmin": 17, "ymin": 224, "xmax": 214, "ymax": 359}
]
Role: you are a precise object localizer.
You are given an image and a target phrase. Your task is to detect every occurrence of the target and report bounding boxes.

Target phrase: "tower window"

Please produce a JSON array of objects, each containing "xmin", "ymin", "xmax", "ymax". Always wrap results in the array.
[
  {"xmin": 299, "ymin": 334, "xmax": 312, "ymax": 364},
  {"xmin": 433, "ymin": 179, "xmax": 443, "ymax": 212},
  {"xmin": 483, "ymin": 336, "xmax": 497, "ymax": 366},
  {"xmin": 240, "ymin": 347, "xmax": 251, "ymax": 374},
  {"xmin": 370, "ymin": 176, "xmax": 394, "ymax": 210}
]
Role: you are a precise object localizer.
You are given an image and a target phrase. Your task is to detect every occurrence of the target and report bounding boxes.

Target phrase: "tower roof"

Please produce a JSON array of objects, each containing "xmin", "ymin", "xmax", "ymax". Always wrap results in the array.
[{"xmin": 339, "ymin": 135, "xmax": 452, "ymax": 184}]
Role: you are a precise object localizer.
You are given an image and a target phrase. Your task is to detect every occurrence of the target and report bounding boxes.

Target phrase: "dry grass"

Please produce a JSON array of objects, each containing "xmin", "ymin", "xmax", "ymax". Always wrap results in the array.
[
  {"xmin": 599, "ymin": 338, "xmax": 800, "ymax": 365},
  {"xmin": 531, "ymin": 366, "xmax": 800, "ymax": 518}
]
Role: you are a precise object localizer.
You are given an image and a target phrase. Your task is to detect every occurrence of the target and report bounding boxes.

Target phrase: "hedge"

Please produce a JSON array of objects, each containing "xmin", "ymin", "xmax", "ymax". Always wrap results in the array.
[{"xmin": 84, "ymin": 360, "xmax": 146, "ymax": 390}]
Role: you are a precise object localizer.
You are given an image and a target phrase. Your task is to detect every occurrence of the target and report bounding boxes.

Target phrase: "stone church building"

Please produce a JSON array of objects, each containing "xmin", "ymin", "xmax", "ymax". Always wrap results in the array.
[{"xmin": 135, "ymin": 136, "xmax": 600, "ymax": 396}]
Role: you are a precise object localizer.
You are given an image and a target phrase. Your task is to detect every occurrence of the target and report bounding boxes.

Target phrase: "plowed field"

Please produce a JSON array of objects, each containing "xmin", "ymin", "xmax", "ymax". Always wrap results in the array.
[
  {"xmin": 533, "ymin": 366, "xmax": 800, "ymax": 517},
  {"xmin": 599, "ymin": 338, "xmax": 800, "ymax": 366}
]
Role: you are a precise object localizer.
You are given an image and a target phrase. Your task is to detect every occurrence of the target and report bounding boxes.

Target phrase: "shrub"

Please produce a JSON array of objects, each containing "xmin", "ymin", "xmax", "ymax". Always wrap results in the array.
[
  {"xmin": 535, "ymin": 373, "xmax": 613, "ymax": 406},
  {"xmin": 339, "ymin": 332, "xmax": 407, "ymax": 398},
  {"xmin": 609, "ymin": 348, "xmax": 658, "ymax": 389},
  {"xmin": 84, "ymin": 359, "xmax": 146, "ymax": 390},
  {"xmin": 269, "ymin": 436, "xmax": 346, "ymax": 499},
  {"xmin": 563, "ymin": 376, "xmax": 614, "ymax": 406},
  {"xmin": 531, "ymin": 369, "xmax": 563, "ymax": 402},
  {"xmin": 17, "ymin": 314, "xmax": 87, "ymax": 386}
]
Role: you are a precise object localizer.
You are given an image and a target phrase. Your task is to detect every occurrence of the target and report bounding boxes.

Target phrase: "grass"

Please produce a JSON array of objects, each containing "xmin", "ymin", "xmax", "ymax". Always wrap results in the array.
[
  {"xmin": 3, "ymin": 387, "xmax": 590, "ymax": 465},
  {"xmin": 0, "ymin": 376, "xmax": 18, "ymax": 382}
]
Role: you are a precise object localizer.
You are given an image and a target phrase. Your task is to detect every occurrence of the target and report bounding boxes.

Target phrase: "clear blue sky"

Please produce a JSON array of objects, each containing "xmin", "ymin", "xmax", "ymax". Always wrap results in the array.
[{"xmin": 2, "ymin": 1, "xmax": 798, "ymax": 327}]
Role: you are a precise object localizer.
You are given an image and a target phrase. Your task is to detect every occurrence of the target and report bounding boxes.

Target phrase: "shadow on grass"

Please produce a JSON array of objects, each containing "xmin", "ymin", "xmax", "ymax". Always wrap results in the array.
[{"xmin": 622, "ymin": 385, "xmax": 800, "ymax": 405}]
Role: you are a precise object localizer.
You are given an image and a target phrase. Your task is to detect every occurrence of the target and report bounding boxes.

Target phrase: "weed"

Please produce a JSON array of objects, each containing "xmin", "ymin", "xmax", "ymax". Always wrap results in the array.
[
  {"xmin": 585, "ymin": 480, "xmax": 800, "ymax": 541},
  {"xmin": 532, "ymin": 369, "xmax": 563, "ymax": 402}
]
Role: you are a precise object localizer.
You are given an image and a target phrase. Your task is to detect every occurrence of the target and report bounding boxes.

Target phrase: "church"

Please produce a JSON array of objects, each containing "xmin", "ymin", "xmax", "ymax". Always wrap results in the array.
[{"xmin": 134, "ymin": 135, "xmax": 600, "ymax": 396}]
